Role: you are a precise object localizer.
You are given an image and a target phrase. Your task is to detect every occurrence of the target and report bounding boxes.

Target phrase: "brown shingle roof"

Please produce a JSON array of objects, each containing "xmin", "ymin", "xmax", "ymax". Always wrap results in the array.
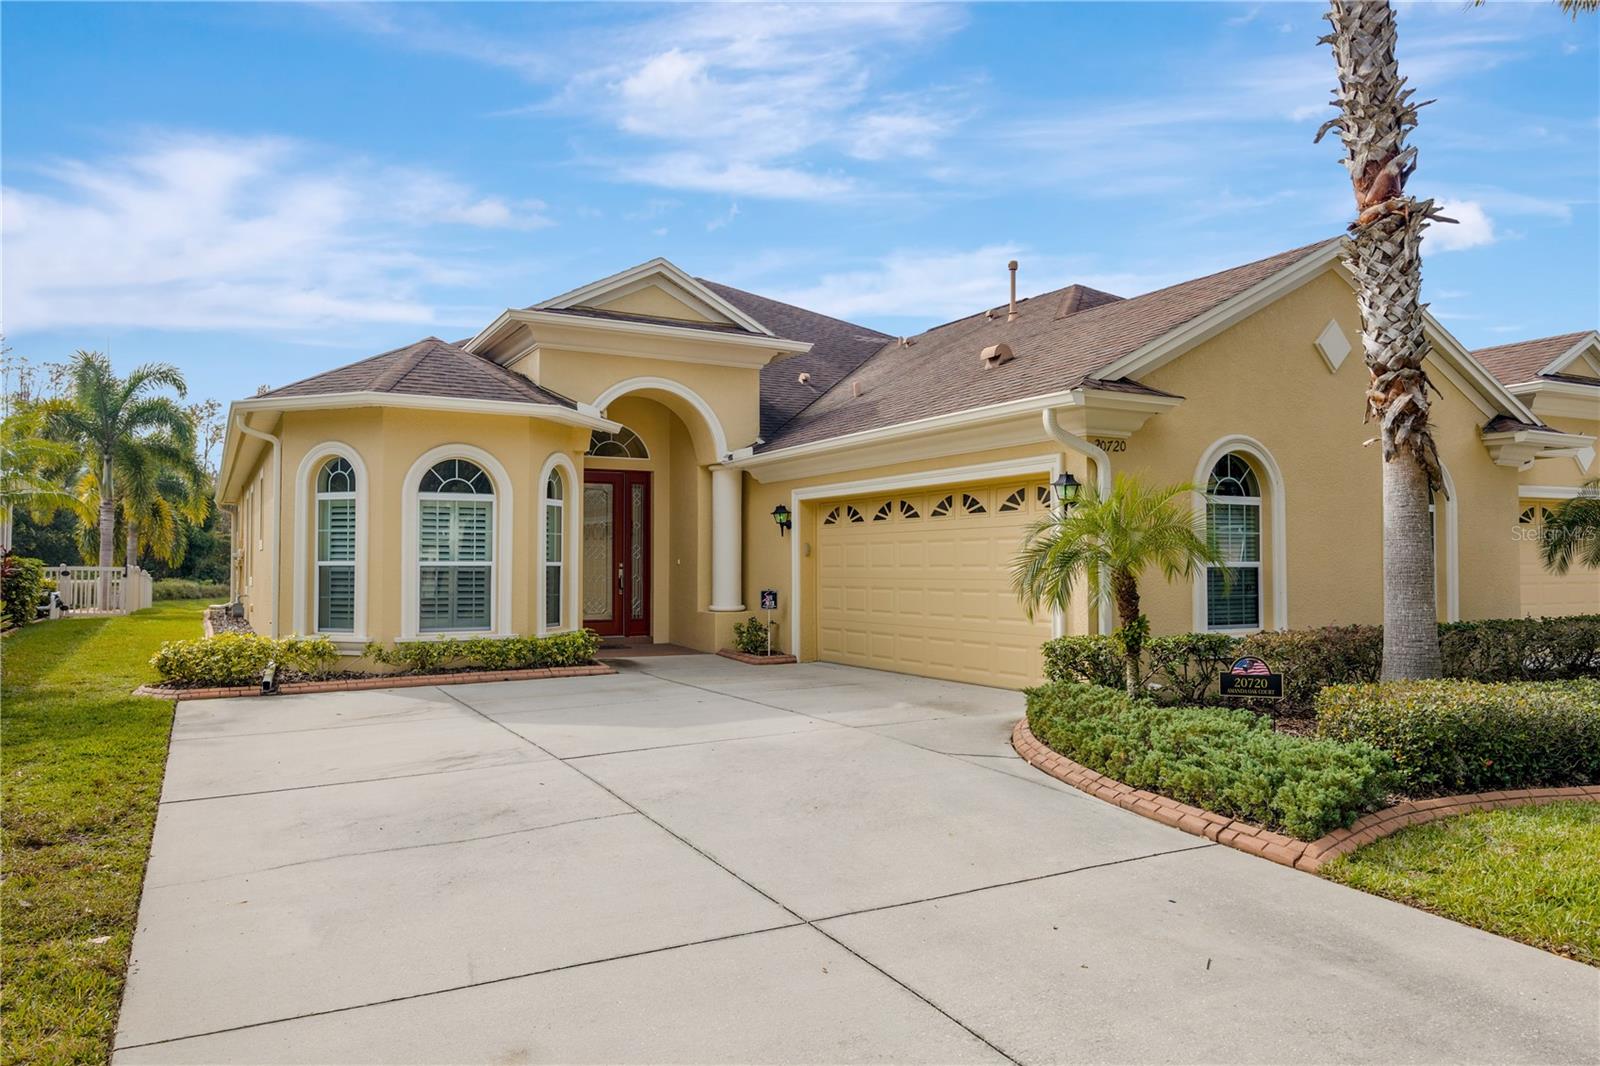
[
  {"xmin": 761, "ymin": 239, "xmax": 1337, "ymax": 450},
  {"xmin": 698, "ymin": 280, "xmax": 893, "ymax": 439},
  {"xmin": 262, "ymin": 337, "xmax": 574, "ymax": 408},
  {"xmin": 1471, "ymin": 331, "xmax": 1594, "ymax": 387},
  {"xmin": 538, "ymin": 304, "xmax": 760, "ymax": 335}
]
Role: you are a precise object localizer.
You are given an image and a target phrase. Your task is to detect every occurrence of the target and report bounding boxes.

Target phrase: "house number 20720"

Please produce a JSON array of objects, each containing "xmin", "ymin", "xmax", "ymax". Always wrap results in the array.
[{"xmin": 1091, "ymin": 438, "xmax": 1127, "ymax": 453}]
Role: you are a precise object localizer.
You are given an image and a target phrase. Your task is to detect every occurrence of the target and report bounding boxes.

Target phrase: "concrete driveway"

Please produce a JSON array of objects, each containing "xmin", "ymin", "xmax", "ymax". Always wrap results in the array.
[{"xmin": 117, "ymin": 655, "xmax": 1598, "ymax": 1064}]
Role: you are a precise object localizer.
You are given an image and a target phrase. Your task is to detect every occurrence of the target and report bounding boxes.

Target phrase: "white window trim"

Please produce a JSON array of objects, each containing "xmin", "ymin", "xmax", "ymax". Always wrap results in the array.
[
  {"xmin": 1437, "ymin": 461, "xmax": 1460, "ymax": 623},
  {"xmin": 788, "ymin": 454, "xmax": 1066, "ymax": 660},
  {"xmin": 401, "ymin": 445, "xmax": 514, "ymax": 640},
  {"xmin": 537, "ymin": 452, "xmax": 580, "ymax": 636},
  {"xmin": 1192, "ymin": 436, "xmax": 1287, "ymax": 633},
  {"xmin": 1203, "ymin": 490, "xmax": 1264, "ymax": 634},
  {"xmin": 292, "ymin": 444, "xmax": 369, "ymax": 641}
]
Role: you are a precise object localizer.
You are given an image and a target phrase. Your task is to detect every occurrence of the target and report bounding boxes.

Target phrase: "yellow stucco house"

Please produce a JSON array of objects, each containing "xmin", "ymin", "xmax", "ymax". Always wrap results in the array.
[{"xmin": 215, "ymin": 240, "xmax": 1598, "ymax": 687}]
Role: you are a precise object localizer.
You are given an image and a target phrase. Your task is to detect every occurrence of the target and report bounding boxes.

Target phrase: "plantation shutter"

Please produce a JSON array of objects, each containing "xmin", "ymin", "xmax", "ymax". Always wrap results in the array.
[
  {"xmin": 316, "ymin": 496, "xmax": 356, "ymax": 632},
  {"xmin": 418, "ymin": 499, "xmax": 493, "ymax": 631}
]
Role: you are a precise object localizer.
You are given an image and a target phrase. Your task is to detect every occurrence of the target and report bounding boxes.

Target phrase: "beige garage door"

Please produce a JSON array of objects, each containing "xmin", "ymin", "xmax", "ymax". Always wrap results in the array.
[
  {"xmin": 815, "ymin": 480, "xmax": 1054, "ymax": 688},
  {"xmin": 1518, "ymin": 503, "xmax": 1600, "ymax": 616}
]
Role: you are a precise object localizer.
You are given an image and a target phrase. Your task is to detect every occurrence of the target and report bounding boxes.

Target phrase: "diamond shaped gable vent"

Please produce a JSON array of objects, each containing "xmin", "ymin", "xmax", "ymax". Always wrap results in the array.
[{"xmin": 1314, "ymin": 319, "xmax": 1351, "ymax": 374}]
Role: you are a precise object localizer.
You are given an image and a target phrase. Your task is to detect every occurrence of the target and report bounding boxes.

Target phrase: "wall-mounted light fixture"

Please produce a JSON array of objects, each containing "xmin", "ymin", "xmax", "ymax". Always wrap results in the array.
[
  {"xmin": 771, "ymin": 503, "xmax": 792, "ymax": 536},
  {"xmin": 1052, "ymin": 471, "xmax": 1081, "ymax": 508}
]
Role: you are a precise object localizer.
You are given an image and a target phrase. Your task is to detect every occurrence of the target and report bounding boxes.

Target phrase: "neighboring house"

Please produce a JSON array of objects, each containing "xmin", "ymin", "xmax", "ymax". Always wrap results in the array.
[
  {"xmin": 215, "ymin": 240, "xmax": 1595, "ymax": 687},
  {"xmin": 1472, "ymin": 330, "xmax": 1600, "ymax": 617}
]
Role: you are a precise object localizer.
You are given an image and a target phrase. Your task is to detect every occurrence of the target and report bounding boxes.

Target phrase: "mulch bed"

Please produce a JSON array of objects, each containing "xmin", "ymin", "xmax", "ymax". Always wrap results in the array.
[
  {"xmin": 717, "ymin": 648, "xmax": 797, "ymax": 666},
  {"xmin": 135, "ymin": 662, "xmax": 615, "ymax": 701},
  {"xmin": 204, "ymin": 605, "xmax": 253, "ymax": 636}
]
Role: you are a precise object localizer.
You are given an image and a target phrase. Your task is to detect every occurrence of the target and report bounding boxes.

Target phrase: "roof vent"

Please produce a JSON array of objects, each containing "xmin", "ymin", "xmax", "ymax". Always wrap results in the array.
[
  {"xmin": 851, "ymin": 380, "xmax": 862, "ymax": 397},
  {"xmin": 981, "ymin": 342, "xmax": 1015, "ymax": 368},
  {"xmin": 797, "ymin": 371, "xmax": 812, "ymax": 385},
  {"xmin": 1007, "ymin": 260, "xmax": 1019, "ymax": 322}
]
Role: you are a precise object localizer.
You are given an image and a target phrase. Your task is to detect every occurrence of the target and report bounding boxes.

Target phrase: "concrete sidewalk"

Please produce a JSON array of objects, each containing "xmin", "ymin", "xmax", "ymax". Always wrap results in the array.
[{"xmin": 116, "ymin": 656, "xmax": 1600, "ymax": 1064}]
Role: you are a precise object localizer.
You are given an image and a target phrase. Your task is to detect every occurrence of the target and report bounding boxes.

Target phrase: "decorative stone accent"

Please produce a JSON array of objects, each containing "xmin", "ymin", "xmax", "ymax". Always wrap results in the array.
[
  {"xmin": 716, "ymin": 648, "xmax": 797, "ymax": 666},
  {"xmin": 135, "ymin": 663, "xmax": 615, "ymax": 702},
  {"xmin": 1012, "ymin": 718, "xmax": 1599, "ymax": 872}
]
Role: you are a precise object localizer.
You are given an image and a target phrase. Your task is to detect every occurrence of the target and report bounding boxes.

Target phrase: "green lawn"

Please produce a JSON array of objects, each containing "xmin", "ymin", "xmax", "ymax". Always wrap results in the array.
[
  {"xmin": 1322, "ymin": 801, "xmax": 1600, "ymax": 966},
  {"xmin": 1, "ymin": 600, "xmax": 204, "ymax": 1065}
]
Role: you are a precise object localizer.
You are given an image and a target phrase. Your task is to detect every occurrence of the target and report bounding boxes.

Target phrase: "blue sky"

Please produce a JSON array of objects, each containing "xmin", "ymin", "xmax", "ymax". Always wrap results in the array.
[{"xmin": 3, "ymin": 2, "xmax": 1596, "ymax": 407}]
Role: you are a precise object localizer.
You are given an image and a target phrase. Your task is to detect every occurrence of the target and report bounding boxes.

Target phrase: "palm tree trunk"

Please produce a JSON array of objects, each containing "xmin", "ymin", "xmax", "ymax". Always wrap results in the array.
[
  {"xmin": 1318, "ymin": 0, "xmax": 1444, "ymax": 679},
  {"xmin": 98, "ymin": 455, "xmax": 115, "ymax": 609},
  {"xmin": 1112, "ymin": 571, "xmax": 1142, "ymax": 696}
]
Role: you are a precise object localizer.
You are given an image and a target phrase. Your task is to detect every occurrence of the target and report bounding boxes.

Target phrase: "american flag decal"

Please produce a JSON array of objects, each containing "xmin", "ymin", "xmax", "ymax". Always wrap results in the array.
[{"xmin": 1229, "ymin": 656, "xmax": 1272, "ymax": 676}]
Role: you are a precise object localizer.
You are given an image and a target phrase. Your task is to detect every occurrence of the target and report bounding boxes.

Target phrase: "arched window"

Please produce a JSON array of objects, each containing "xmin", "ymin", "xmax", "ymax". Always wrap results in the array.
[
  {"xmin": 315, "ymin": 457, "xmax": 356, "ymax": 632},
  {"xmin": 586, "ymin": 426, "xmax": 649, "ymax": 459},
  {"xmin": 417, "ymin": 459, "xmax": 495, "ymax": 632},
  {"xmin": 544, "ymin": 469, "xmax": 565, "ymax": 629},
  {"xmin": 1205, "ymin": 453, "xmax": 1262, "ymax": 630}
]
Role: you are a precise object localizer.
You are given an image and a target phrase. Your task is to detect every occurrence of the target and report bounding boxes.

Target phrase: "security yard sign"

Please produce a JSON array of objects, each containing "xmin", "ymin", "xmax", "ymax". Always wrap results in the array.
[
  {"xmin": 1219, "ymin": 656, "xmax": 1284, "ymax": 700},
  {"xmin": 759, "ymin": 589, "xmax": 778, "ymax": 611}
]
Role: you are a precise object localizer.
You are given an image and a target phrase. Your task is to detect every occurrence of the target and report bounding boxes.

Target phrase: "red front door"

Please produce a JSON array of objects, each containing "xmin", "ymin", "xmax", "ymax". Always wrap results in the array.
[{"xmin": 582, "ymin": 470, "xmax": 652, "ymax": 639}]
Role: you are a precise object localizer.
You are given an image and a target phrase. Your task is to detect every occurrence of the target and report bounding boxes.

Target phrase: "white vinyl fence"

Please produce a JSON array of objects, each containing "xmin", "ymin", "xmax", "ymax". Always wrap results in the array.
[{"xmin": 50, "ymin": 565, "xmax": 153, "ymax": 615}]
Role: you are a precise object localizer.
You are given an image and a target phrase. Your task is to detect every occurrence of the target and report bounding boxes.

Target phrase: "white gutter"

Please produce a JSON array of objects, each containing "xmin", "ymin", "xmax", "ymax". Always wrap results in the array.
[
  {"xmin": 1042, "ymin": 408, "xmax": 1115, "ymax": 636},
  {"xmin": 233, "ymin": 414, "xmax": 282, "ymax": 637}
]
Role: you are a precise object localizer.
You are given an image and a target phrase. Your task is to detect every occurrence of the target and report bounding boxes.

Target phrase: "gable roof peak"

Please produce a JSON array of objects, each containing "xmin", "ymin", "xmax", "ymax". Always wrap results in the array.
[{"xmin": 532, "ymin": 256, "xmax": 774, "ymax": 336}]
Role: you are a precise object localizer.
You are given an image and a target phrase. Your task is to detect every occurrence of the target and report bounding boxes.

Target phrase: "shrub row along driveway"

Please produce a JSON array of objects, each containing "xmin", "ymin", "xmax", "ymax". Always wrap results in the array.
[{"xmin": 116, "ymin": 656, "xmax": 1596, "ymax": 1064}]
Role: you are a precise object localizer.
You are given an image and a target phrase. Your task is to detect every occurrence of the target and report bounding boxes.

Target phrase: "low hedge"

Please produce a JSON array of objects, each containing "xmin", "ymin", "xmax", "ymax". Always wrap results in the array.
[
  {"xmin": 363, "ymin": 629, "xmax": 600, "ymax": 674},
  {"xmin": 1026, "ymin": 682, "xmax": 1396, "ymax": 840},
  {"xmin": 1042, "ymin": 615, "xmax": 1600, "ymax": 712},
  {"xmin": 152, "ymin": 578, "xmax": 231, "ymax": 601},
  {"xmin": 151, "ymin": 634, "xmax": 340, "ymax": 686},
  {"xmin": 1316, "ymin": 679, "xmax": 1600, "ymax": 796}
]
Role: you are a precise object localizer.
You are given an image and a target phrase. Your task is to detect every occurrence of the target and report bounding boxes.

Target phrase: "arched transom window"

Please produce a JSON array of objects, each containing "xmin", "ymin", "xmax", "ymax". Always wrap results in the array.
[
  {"xmin": 417, "ymin": 459, "xmax": 495, "ymax": 632},
  {"xmin": 315, "ymin": 457, "xmax": 356, "ymax": 632},
  {"xmin": 544, "ymin": 469, "xmax": 565, "ymax": 630},
  {"xmin": 586, "ymin": 426, "xmax": 649, "ymax": 459},
  {"xmin": 1205, "ymin": 453, "xmax": 1262, "ymax": 630}
]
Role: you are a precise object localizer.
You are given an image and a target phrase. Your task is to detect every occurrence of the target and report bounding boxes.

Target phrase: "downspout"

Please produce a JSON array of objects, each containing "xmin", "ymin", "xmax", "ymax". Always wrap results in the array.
[
  {"xmin": 224, "ymin": 503, "xmax": 240, "ymax": 609},
  {"xmin": 233, "ymin": 414, "xmax": 282, "ymax": 637},
  {"xmin": 1042, "ymin": 408, "xmax": 1115, "ymax": 635}
]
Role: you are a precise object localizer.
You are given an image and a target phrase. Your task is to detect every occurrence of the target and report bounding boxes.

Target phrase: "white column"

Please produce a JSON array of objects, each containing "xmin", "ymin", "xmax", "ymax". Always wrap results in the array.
[{"xmin": 710, "ymin": 465, "xmax": 745, "ymax": 612}]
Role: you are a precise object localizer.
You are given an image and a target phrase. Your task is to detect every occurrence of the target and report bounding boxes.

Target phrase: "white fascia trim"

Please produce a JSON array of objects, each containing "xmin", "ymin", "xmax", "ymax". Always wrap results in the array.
[
  {"xmin": 1535, "ymin": 331, "xmax": 1600, "ymax": 378},
  {"xmin": 1094, "ymin": 241, "xmax": 1345, "ymax": 382},
  {"xmin": 1519, "ymin": 485, "xmax": 1591, "ymax": 501},
  {"xmin": 591, "ymin": 377, "xmax": 732, "ymax": 458},
  {"xmin": 735, "ymin": 386, "xmax": 1180, "ymax": 476},
  {"xmin": 1423, "ymin": 314, "xmax": 1541, "ymax": 426},
  {"xmin": 532, "ymin": 256, "xmax": 776, "ymax": 337},
  {"xmin": 1483, "ymin": 427, "xmax": 1596, "ymax": 453},
  {"xmin": 787, "ymin": 454, "xmax": 1066, "ymax": 655},
  {"xmin": 1191, "ymin": 435, "xmax": 1289, "ymax": 633},
  {"xmin": 535, "ymin": 452, "xmax": 581, "ymax": 637},
  {"xmin": 230, "ymin": 391, "xmax": 620, "ymax": 432},
  {"xmin": 291, "ymin": 442, "xmax": 370, "ymax": 640},
  {"xmin": 400, "ymin": 444, "xmax": 516, "ymax": 640},
  {"xmin": 468, "ymin": 309, "xmax": 810, "ymax": 363}
]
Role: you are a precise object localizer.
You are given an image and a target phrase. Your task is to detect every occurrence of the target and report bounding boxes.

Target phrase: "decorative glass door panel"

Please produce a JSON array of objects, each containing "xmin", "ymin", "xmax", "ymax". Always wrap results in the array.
[{"xmin": 583, "ymin": 470, "xmax": 651, "ymax": 638}]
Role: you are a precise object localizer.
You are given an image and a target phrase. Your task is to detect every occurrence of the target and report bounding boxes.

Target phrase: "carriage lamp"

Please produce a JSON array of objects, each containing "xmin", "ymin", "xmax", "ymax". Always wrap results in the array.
[
  {"xmin": 1052, "ymin": 472, "xmax": 1081, "ymax": 508},
  {"xmin": 771, "ymin": 503, "xmax": 792, "ymax": 536}
]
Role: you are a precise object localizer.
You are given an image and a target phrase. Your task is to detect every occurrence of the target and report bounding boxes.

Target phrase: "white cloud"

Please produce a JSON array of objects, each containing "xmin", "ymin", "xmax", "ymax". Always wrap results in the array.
[
  {"xmin": 705, "ymin": 202, "xmax": 741, "ymax": 232},
  {"xmin": 1427, "ymin": 200, "xmax": 1496, "ymax": 252},
  {"xmin": 617, "ymin": 154, "xmax": 853, "ymax": 201},
  {"xmin": 1, "ymin": 133, "xmax": 547, "ymax": 332},
  {"xmin": 761, "ymin": 244, "xmax": 1182, "ymax": 322}
]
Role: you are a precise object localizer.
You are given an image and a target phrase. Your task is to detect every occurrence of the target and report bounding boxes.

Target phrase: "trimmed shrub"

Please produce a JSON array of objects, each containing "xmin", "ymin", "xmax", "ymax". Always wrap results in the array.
[
  {"xmin": 1, "ymin": 554, "xmax": 46, "ymax": 630},
  {"xmin": 151, "ymin": 634, "xmax": 340, "ymax": 686},
  {"xmin": 1234, "ymin": 625, "xmax": 1383, "ymax": 712},
  {"xmin": 153, "ymin": 578, "xmax": 231, "ymax": 601},
  {"xmin": 1439, "ymin": 616, "xmax": 1600, "ymax": 682},
  {"xmin": 363, "ymin": 629, "xmax": 601, "ymax": 675},
  {"xmin": 1041, "ymin": 635, "xmax": 1126, "ymax": 689},
  {"xmin": 1316, "ymin": 679, "xmax": 1600, "ymax": 796},
  {"xmin": 732, "ymin": 616, "xmax": 776, "ymax": 655},
  {"xmin": 1027, "ymin": 682, "xmax": 1396, "ymax": 840},
  {"xmin": 1146, "ymin": 632, "xmax": 1237, "ymax": 704}
]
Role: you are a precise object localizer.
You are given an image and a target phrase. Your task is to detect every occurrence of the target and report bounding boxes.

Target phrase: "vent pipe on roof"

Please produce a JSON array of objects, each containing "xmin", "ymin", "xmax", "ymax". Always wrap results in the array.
[{"xmin": 1007, "ymin": 260, "xmax": 1019, "ymax": 322}]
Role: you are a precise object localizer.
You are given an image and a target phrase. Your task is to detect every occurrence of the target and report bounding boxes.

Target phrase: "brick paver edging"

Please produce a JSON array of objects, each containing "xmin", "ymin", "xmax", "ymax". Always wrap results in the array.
[
  {"xmin": 716, "ymin": 649, "xmax": 798, "ymax": 666},
  {"xmin": 135, "ymin": 663, "xmax": 615, "ymax": 702},
  {"xmin": 1012, "ymin": 718, "xmax": 1599, "ymax": 872}
]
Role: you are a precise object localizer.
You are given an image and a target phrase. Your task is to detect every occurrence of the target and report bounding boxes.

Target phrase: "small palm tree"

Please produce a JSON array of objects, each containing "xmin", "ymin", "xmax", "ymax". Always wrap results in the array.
[
  {"xmin": 1541, "ymin": 481, "xmax": 1600, "ymax": 575},
  {"xmin": 0, "ymin": 406, "xmax": 85, "ymax": 553},
  {"xmin": 49, "ymin": 351, "xmax": 193, "ymax": 606},
  {"xmin": 1012, "ymin": 475, "xmax": 1222, "ymax": 695}
]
